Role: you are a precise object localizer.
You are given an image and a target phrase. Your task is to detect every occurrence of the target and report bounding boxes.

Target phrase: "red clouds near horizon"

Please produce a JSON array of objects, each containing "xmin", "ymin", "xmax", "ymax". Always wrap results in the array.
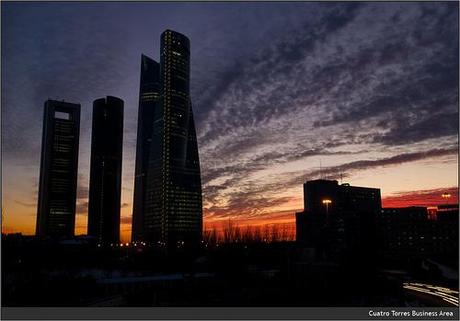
[
  {"xmin": 204, "ymin": 186, "xmax": 459, "ymax": 240},
  {"xmin": 382, "ymin": 187, "xmax": 458, "ymax": 208}
]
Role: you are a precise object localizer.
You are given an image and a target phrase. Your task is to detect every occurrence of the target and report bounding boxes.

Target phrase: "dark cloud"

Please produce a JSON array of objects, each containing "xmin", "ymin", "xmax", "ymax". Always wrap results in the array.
[
  {"xmin": 373, "ymin": 112, "xmax": 459, "ymax": 145},
  {"xmin": 311, "ymin": 4, "xmax": 458, "ymax": 138},
  {"xmin": 194, "ymin": 2, "xmax": 458, "ymax": 222},
  {"xmin": 303, "ymin": 147, "xmax": 459, "ymax": 182},
  {"xmin": 199, "ymin": 2, "xmax": 457, "ymax": 157}
]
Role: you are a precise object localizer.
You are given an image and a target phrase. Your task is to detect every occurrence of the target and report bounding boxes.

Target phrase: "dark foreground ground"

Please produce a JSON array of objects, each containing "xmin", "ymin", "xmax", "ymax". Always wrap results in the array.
[{"xmin": 2, "ymin": 235, "xmax": 458, "ymax": 307}]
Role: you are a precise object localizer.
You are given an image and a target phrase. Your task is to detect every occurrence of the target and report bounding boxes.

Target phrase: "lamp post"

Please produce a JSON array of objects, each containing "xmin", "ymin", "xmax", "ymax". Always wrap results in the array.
[
  {"xmin": 321, "ymin": 199, "xmax": 332, "ymax": 259},
  {"xmin": 441, "ymin": 193, "xmax": 451, "ymax": 205},
  {"xmin": 322, "ymin": 199, "xmax": 332, "ymax": 220}
]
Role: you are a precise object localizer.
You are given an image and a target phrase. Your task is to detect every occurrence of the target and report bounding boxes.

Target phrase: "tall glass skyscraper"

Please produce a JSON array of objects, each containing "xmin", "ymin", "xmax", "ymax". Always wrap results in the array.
[
  {"xmin": 132, "ymin": 55, "xmax": 161, "ymax": 242},
  {"xmin": 36, "ymin": 100, "xmax": 80, "ymax": 238},
  {"xmin": 88, "ymin": 96, "xmax": 124, "ymax": 244},
  {"xmin": 132, "ymin": 30, "xmax": 202, "ymax": 246}
]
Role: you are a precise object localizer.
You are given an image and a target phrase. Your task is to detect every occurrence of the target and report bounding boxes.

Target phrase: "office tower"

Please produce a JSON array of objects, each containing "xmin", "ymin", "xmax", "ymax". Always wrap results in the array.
[
  {"xmin": 145, "ymin": 29, "xmax": 202, "ymax": 246},
  {"xmin": 88, "ymin": 96, "xmax": 124, "ymax": 244},
  {"xmin": 132, "ymin": 55, "xmax": 161, "ymax": 242},
  {"xmin": 36, "ymin": 100, "xmax": 80, "ymax": 238},
  {"xmin": 378, "ymin": 207, "xmax": 430, "ymax": 258},
  {"xmin": 378, "ymin": 205, "xmax": 459, "ymax": 260},
  {"xmin": 296, "ymin": 179, "xmax": 381, "ymax": 260},
  {"xmin": 133, "ymin": 30, "xmax": 203, "ymax": 246},
  {"xmin": 433, "ymin": 204, "xmax": 459, "ymax": 257}
]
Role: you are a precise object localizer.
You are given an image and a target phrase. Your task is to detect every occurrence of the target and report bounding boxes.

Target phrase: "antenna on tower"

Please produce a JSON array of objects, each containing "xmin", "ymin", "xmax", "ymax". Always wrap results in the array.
[
  {"xmin": 319, "ymin": 159, "xmax": 323, "ymax": 179},
  {"xmin": 340, "ymin": 172, "xmax": 343, "ymax": 184}
]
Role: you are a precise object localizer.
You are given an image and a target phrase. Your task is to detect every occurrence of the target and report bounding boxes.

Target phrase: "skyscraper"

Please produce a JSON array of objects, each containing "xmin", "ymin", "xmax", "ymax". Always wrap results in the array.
[
  {"xmin": 132, "ymin": 55, "xmax": 161, "ymax": 242},
  {"xmin": 36, "ymin": 100, "xmax": 80, "ymax": 238},
  {"xmin": 87, "ymin": 96, "xmax": 124, "ymax": 244},
  {"xmin": 132, "ymin": 30, "xmax": 203, "ymax": 246}
]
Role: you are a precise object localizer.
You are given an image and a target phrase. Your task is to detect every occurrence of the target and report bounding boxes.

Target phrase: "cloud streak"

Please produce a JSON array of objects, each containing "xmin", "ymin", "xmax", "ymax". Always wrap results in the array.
[
  {"xmin": 198, "ymin": 2, "xmax": 458, "ymax": 224},
  {"xmin": 382, "ymin": 186, "xmax": 459, "ymax": 208}
]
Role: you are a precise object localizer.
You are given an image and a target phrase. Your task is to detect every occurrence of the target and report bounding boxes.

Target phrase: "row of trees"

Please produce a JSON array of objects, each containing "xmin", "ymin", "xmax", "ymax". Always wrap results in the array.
[{"xmin": 203, "ymin": 220, "xmax": 295, "ymax": 244}]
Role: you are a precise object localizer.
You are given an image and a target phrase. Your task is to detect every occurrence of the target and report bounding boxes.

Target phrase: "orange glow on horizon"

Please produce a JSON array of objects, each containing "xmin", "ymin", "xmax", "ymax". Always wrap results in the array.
[
  {"xmin": 381, "ymin": 187, "xmax": 458, "ymax": 208},
  {"xmin": 3, "ymin": 186, "xmax": 458, "ymax": 243}
]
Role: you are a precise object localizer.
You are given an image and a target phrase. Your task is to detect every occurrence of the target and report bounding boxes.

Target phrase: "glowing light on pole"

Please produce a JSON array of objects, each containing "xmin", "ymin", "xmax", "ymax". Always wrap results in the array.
[
  {"xmin": 322, "ymin": 199, "xmax": 332, "ymax": 218},
  {"xmin": 441, "ymin": 193, "xmax": 451, "ymax": 204}
]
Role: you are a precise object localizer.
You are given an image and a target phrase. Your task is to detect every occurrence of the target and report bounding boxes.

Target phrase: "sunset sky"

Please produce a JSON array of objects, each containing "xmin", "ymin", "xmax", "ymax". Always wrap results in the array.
[{"xmin": 2, "ymin": 2, "xmax": 458, "ymax": 242}]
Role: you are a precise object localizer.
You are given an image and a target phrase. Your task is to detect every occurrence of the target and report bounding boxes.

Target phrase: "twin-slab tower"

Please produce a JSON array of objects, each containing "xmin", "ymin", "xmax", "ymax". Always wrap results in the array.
[{"xmin": 36, "ymin": 30, "xmax": 203, "ymax": 246}]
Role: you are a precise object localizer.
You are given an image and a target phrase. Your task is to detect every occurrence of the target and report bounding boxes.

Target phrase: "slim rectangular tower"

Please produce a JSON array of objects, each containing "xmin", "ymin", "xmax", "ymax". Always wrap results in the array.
[
  {"xmin": 36, "ymin": 100, "xmax": 80, "ymax": 238},
  {"xmin": 88, "ymin": 96, "xmax": 124, "ymax": 244}
]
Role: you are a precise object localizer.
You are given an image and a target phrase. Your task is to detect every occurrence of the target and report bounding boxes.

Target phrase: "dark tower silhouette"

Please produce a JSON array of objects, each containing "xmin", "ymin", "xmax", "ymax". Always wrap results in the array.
[
  {"xmin": 135, "ymin": 30, "xmax": 203, "ymax": 247},
  {"xmin": 88, "ymin": 96, "xmax": 124, "ymax": 244},
  {"xmin": 36, "ymin": 100, "xmax": 80, "ymax": 238},
  {"xmin": 296, "ymin": 179, "xmax": 381, "ymax": 261},
  {"xmin": 132, "ymin": 55, "xmax": 161, "ymax": 242}
]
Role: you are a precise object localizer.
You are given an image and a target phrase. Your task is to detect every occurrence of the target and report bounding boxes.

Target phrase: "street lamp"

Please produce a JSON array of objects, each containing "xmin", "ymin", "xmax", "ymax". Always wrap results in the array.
[
  {"xmin": 322, "ymin": 199, "xmax": 332, "ymax": 218},
  {"xmin": 441, "ymin": 193, "xmax": 451, "ymax": 204}
]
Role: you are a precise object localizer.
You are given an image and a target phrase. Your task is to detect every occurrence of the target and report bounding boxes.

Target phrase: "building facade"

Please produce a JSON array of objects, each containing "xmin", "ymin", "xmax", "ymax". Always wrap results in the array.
[
  {"xmin": 36, "ymin": 100, "xmax": 80, "ymax": 238},
  {"xmin": 378, "ymin": 205, "xmax": 459, "ymax": 260},
  {"xmin": 87, "ymin": 96, "xmax": 124, "ymax": 244},
  {"xmin": 133, "ymin": 30, "xmax": 203, "ymax": 246},
  {"xmin": 132, "ymin": 55, "xmax": 161, "ymax": 242},
  {"xmin": 296, "ymin": 179, "xmax": 381, "ymax": 261}
]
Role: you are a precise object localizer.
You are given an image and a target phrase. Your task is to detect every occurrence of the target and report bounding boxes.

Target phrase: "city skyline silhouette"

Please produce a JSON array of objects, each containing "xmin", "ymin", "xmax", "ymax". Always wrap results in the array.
[
  {"xmin": 1, "ymin": 2, "xmax": 459, "ymax": 314},
  {"xmin": 2, "ymin": 2, "xmax": 458, "ymax": 243}
]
